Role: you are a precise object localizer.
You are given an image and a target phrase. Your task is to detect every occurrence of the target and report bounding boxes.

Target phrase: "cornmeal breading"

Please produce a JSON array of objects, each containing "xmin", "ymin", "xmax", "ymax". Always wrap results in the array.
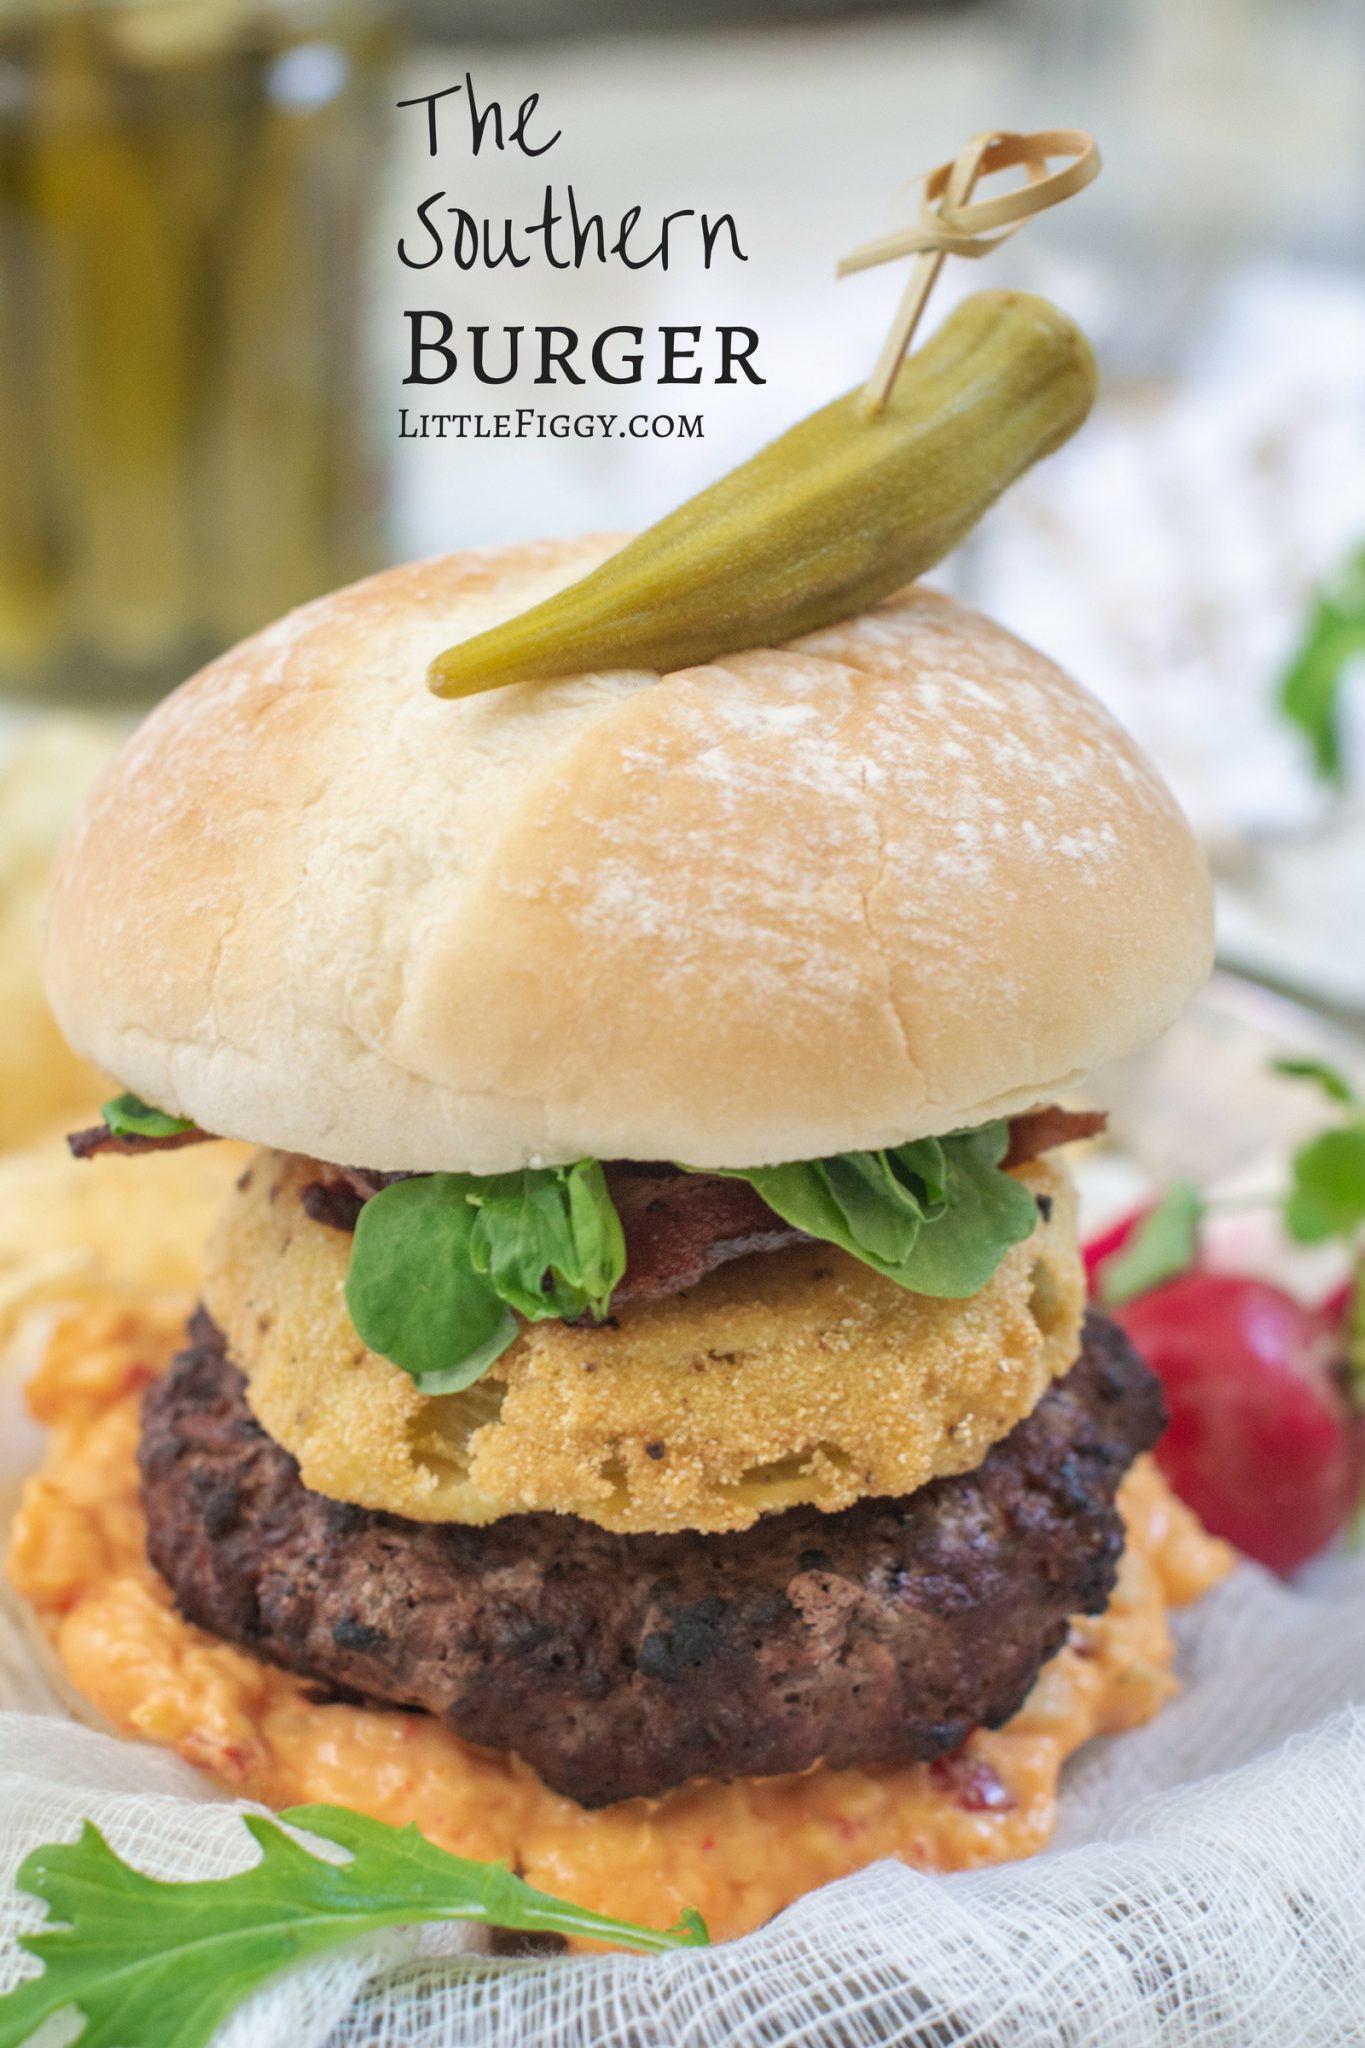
[{"xmin": 203, "ymin": 1150, "xmax": 1084, "ymax": 1534}]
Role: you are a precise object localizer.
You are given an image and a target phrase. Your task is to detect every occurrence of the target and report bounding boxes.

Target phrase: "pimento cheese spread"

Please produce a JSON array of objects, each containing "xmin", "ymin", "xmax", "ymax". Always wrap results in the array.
[{"xmin": 7, "ymin": 1297, "xmax": 1233, "ymax": 1947}]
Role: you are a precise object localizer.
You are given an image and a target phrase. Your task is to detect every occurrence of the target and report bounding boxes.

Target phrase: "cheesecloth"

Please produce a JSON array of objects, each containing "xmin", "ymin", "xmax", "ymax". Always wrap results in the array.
[{"xmin": 0, "ymin": 1528, "xmax": 1361, "ymax": 2045}]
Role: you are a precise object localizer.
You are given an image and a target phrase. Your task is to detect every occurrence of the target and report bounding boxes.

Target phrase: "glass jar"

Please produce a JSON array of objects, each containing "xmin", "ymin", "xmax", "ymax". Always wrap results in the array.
[{"xmin": 0, "ymin": 0, "xmax": 391, "ymax": 707}]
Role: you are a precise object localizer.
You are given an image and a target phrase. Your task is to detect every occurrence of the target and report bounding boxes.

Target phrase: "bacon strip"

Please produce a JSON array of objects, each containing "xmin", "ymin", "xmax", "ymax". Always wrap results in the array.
[
  {"xmin": 299, "ymin": 1166, "xmax": 410, "ymax": 1231},
  {"xmin": 300, "ymin": 1180, "xmax": 367, "ymax": 1232},
  {"xmin": 604, "ymin": 1167, "xmax": 807, "ymax": 1304},
  {"xmin": 1003, "ymin": 1106, "xmax": 1107, "ymax": 1169},
  {"xmin": 66, "ymin": 1122, "xmax": 211, "ymax": 1161}
]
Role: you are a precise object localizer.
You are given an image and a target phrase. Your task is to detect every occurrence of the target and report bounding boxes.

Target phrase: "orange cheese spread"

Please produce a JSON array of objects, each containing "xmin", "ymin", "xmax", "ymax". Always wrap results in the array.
[{"xmin": 7, "ymin": 1297, "xmax": 1233, "ymax": 1947}]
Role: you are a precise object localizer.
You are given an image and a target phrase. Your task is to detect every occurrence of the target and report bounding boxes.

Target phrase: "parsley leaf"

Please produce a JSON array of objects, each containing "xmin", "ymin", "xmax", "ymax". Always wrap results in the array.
[
  {"xmin": 0, "ymin": 1804, "xmax": 707, "ymax": 2048},
  {"xmin": 1277, "ymin": 544, "xmax": 1365, "ymax": 784},
  {"xmin": 345, "ymin": 1162, "xmax": 625, "ymax": 1392},
  {"xmin": 1099, "ymin": 1181, "xmax": 1204, "ymax": 1306},
  {"xmin": 710, "ymin": 1121, "xmax": 1040, "ymax": 1301},
  {"xmin": 101, "ymin": 1092, "xmax": 196, "ymax": 1140}
]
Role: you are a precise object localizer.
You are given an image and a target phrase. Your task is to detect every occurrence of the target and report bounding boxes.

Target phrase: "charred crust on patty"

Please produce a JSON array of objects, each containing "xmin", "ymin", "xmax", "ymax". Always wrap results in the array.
[{"xmin": 139, "ymin": 1308, "xmax": 1164, "ymax": 1807}]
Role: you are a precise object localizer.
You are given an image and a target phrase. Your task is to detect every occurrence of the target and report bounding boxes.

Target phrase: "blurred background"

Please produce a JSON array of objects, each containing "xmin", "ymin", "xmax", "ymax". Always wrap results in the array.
[{"xmin": 0, "ymin": 0, "xmax": 1363, "ymax": 1151}]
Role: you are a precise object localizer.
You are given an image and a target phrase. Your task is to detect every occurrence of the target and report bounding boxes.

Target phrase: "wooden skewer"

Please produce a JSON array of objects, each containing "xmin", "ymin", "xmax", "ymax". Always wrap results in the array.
[{"xmin": 844, "ymin": 127, "xmax": 1101, "ymax": 417}]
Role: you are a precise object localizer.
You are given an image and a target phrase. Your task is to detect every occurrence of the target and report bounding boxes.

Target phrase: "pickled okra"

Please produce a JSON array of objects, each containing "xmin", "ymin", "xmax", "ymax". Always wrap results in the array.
[{"xmin": 429, "ymin": 290, "xmax": 1096, "ymax": 698}]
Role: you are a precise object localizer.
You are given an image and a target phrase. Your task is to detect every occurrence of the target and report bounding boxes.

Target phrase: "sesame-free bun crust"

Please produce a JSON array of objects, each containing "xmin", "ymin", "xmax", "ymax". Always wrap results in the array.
[{"xmin": 44, "ymin": 537, "xmax": 1212, "ymax": 1172}]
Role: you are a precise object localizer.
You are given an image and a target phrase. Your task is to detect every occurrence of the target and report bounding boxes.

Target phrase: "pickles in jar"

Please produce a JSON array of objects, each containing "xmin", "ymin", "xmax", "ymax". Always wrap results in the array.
[
  {"xmin": 429, "ymin": 291, "xmax": 1096, "ymax": 699},
  {"xmin": 0, "ymin": 0, "xmax": 386, "ymax": 708}
]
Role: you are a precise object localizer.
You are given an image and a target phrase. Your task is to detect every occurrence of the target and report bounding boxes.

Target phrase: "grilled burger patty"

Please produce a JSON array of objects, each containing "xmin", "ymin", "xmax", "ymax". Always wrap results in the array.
[{"xmin": 139, "ymin": 1309, "xmax": 1163, "ymax": 1807}]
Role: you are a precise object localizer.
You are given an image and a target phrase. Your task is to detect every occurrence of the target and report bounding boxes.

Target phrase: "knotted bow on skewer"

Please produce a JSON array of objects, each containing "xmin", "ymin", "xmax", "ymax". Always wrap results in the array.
[{"xmin": 842, "ymin": 127, "xmax": 1100, "ymax": 415}]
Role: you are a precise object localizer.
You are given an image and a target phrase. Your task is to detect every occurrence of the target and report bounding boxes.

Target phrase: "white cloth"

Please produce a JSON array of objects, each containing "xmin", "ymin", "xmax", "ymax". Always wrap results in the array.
[{"xmin": 0, "ymin": 1555, "xmax": 1362, "ymax": 2045}]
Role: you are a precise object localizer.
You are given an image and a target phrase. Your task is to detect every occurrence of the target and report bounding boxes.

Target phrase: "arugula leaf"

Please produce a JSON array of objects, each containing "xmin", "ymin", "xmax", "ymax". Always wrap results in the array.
[
  {"xmin": 712, "ymin": 1121, "xmax": 1039, "ymax": 1301},
  {"xmin": 1272, "ymin": 1057, "xmax": 1361, "ymax": 1109},
  {"xmin": 346, "ymin": 1176, "xmax": 519, "ymax": 1393},
  {"xmin": 0, "ymin": 1804, "xmax": 707, "ymax": 2048},
  {"xmin": 345, "ymin": 1163, "xmax": 625, "ymax": 1391},
  {"xmin": 1284, "ymin": 1127, "xmax": 1365, "ymax": 1244},
  {"xmin": 1099, "ymin": 1181, "xmax": 1204, "ymax": 1306},
  {"xmin": 468, "ymin": 1161, "xmax": 625, "ymax": 1321},
  {"xmin": 101, "ymin": 1092, "xmax": 195, "ymax": 1140},
  {"xmin": 888, "ymin": 1126, "xmax": 1041, "ymax": 1297}
]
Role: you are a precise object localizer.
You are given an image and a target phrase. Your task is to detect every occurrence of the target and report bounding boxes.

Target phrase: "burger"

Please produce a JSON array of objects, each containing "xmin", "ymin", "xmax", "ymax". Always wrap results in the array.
[{"xmin": 14, "ymin": 535, "xmax": 1231, "ymax": 1944}]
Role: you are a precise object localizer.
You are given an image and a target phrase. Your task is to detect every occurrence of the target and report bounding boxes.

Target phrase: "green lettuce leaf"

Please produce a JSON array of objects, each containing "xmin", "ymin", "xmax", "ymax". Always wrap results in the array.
[
  {"xmin": 101, "ymin": 1091, "xmax": 196, "ymax": 1140},
  {"xmin": 0, "ymin": 1803, "xmax": 707, "ymax": 2048},
  {"xmin": 709, "ymin": 1120, "xmax": 1039, "ymax": 1300},
  {"xmin": 345, "ymin": 1163, "xmax": 625, "ymax": 1391}
]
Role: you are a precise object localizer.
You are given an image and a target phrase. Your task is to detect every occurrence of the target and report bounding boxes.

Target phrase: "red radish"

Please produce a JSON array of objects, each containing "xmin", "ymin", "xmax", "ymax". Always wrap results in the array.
[
  {"xmin": 1083, "ymin": 1208, "xmax": 1143, "ymax": 1289},
  {"xmin": 1108, "ymin": 1272, "xmax": 1363, "ymax": 1575},
  {"xmin": 1320, "ymin": 1277, "xmax": 1353, "ymax": 1324}
]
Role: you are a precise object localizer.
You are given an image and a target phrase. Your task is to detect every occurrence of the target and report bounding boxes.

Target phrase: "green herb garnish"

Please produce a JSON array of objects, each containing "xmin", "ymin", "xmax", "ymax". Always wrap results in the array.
[
  {"xmin": 1099, "ymin": 1180, "xmax": 1205, "ymax": 1307},
  {"xmin": 466, "ymin": 1161, "xmax": 626, "ymax": 1322},
  {"xmin": 101, "ymin": 1091, "xmax": 196, "ymax": 1140},
  {"xmin": 1098, "ymin": 1058, "xmax": 1365, "ymax": 1309},
  {"xmin": 707, "ymin": 1122, "xmax": 1040, "ymax": 1301},
  {"xmin": 1277, "ymin": 544, "xmax": 1365, "ymax": 785},
  {"xmin": 346, "ymin": 1162, "xmax": 626, "ymax": 1392},
  {"xmin": 0, "ymin": 1804, "xmax": 707, "ymax": 2048}
]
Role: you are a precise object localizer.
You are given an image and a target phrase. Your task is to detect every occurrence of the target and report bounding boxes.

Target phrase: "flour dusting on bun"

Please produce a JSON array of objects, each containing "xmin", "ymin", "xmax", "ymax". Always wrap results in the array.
[{"xmin": 44, "ymin": 541, "xmax": 1211, "ymax": 1173}]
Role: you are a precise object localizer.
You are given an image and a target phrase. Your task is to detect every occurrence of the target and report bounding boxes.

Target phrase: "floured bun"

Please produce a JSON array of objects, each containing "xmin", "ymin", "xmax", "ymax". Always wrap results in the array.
[{"xmin": 43, "ymin": 536, "xmax": 1212, "ymax": 1173}]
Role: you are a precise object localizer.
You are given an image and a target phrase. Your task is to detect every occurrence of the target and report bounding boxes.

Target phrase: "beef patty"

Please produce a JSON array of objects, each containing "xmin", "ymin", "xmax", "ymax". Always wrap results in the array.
[{"xmin": 139, "ymin": 1309, "xmax": 1163, "ymax": 1807}]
